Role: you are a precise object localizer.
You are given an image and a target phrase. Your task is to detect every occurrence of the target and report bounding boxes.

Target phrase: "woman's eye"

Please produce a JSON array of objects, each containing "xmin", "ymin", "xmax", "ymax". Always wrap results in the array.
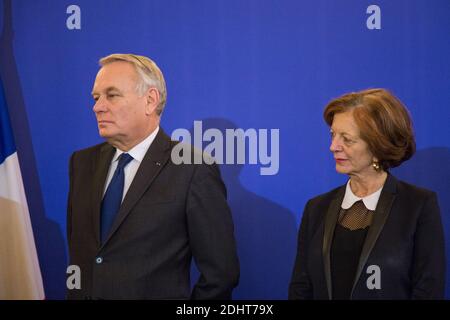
[{"xmin": 343, "ymin": 137, "xmax": 354, "ymax": 144}]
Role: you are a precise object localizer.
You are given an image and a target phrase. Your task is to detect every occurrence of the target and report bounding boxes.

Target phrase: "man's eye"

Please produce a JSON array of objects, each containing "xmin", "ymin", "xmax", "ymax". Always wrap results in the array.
[{"xmin": 93, "ymin": 97, "xmax": 99, "ymax": 102}]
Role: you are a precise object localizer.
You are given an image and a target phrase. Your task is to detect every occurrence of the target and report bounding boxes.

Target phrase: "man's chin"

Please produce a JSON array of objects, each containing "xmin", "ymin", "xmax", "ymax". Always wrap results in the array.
[{"xmin": 98, "ymin": 129, "xmax": 113, "ymax": 139}]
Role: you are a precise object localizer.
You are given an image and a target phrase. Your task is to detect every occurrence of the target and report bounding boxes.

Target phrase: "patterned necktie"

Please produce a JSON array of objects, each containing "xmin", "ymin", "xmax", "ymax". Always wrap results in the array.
[{"xmin": 100, "ymin": 153, "xmax": 133, "ymax": 243}]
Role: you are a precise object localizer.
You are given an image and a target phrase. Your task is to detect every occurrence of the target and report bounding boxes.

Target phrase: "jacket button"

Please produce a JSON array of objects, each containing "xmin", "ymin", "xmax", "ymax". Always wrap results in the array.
[{"xmin": 95, "ymin": 257, "xmax": 103, "ymax": 264}]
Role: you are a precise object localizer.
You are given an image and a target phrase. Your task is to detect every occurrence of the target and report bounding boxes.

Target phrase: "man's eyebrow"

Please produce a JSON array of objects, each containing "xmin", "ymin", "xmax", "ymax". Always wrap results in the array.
[{"xmin": 91, "ymin": 86, "xmax": 121, "ymax": 96}]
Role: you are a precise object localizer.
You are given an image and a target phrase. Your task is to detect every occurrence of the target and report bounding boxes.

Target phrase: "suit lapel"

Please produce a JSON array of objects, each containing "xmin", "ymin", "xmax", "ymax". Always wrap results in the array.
[
  {"xmin": 322, "ymin": 185, "xmax": 346, "ymax": 300},
  {"xmin": 350, "ymin": 174, "xmax": 397, "ymax": 297},
  {"xmin": 100, "ymin": 128, "xmax": 173, "ymax": 248},
  {"xmin": 92, "ymin": 143, "xmax": 116, "ymax": 247}
]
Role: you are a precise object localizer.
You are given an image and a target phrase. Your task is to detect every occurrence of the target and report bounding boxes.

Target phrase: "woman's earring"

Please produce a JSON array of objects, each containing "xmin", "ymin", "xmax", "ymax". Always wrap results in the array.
[{"xmin": 372, "ymin": 161, "xmax": 380, "ymax": 171}]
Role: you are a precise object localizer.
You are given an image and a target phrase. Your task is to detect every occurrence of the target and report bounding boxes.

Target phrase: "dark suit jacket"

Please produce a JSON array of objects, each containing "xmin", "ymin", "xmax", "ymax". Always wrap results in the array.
[
  {"xmin": 289, "ymin": 174, "xmax": 446, "ymax": 299},
  {"xmin": 67, "ymin": 128, "xmax": 239, "ymax": 299}
]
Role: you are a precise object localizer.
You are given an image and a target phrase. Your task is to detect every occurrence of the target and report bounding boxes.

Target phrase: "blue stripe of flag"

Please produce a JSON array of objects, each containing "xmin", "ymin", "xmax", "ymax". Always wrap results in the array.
[{"xmin": 0, "ymin": 76, "xmax": 16, "ymax": 165}]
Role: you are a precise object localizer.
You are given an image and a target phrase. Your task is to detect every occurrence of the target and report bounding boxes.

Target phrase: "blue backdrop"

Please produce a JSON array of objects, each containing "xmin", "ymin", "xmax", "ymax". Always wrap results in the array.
[{"xmin": 0, "ymin": 0, "xmax": 449, "ymax": 299}]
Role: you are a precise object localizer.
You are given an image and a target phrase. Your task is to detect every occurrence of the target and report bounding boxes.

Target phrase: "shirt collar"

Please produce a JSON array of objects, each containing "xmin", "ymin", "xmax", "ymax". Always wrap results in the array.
[
  {"xmin": 341, "ymin": 179, "xmax": 383, "ymax": 211},
  {"xmin": 112, "ymin": 126, "xmax": 159, "ymax": 163}
]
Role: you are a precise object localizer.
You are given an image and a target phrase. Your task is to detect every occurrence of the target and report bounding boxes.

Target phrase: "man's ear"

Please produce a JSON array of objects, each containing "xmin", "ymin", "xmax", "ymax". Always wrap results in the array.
[{"xmin": 145, "ymin": 87, "xmax": 160, "ymax": 115}]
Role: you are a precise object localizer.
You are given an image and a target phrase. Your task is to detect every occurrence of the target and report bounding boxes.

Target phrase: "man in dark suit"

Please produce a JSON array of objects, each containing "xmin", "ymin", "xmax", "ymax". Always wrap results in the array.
[{"xmin": 66, "ymin": 53, "xmax": 239, "ymax": 299}]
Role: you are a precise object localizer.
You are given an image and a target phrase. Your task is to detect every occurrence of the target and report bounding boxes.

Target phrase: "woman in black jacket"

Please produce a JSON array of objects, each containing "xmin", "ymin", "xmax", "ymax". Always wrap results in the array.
[{"xmin": 289, "ymin": 88, "xmax": 445, "ymax": 299}]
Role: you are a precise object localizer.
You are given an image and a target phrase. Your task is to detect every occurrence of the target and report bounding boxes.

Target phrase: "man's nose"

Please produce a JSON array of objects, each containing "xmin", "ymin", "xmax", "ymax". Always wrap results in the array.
[{"xmin": 93, "ymin": 96, "xmax": 107, "ymax": 113}]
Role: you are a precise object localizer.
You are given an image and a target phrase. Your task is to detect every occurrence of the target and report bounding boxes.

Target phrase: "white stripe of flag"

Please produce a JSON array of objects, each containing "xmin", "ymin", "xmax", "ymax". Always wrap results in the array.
[{"xmin": 0, "ymin": 77, "xmax": 44, "ymax": 299}]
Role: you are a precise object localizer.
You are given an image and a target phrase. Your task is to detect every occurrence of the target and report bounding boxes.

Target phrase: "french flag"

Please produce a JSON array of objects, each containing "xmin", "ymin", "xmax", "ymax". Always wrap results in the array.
[{"xmin": 0, "ymin": 76, "xmax": 44, "ymax": 299}]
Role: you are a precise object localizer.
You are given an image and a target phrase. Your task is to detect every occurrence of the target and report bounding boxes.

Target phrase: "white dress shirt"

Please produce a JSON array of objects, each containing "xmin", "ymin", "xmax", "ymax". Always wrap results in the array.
[
  {"xmin": 341, "ymin": 179, "xmax": 383, "ymax": 211},
  {"xmin": 103, "ymin": 127, "xmax": 159, "ymax": 202}
]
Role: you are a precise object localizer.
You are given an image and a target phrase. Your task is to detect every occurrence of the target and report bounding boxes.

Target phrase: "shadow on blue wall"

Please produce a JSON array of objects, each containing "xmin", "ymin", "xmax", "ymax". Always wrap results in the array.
[
  {"xmin": 188, "ymin": 118, "xmax": 297, "ymax": 299},
  {"xmin": 392, "ymin": 147, "xmax": 450, "ymax": 299},
  {"xmin": 0, "ymin": 0, "xmax": 67, "ymax": 299}
]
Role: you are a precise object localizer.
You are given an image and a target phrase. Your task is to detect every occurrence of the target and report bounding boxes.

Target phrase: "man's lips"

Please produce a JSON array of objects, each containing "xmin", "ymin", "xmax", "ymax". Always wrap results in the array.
[{"xmin": 98, "ymin": 120, "xmax": 113, "ymax": 125}]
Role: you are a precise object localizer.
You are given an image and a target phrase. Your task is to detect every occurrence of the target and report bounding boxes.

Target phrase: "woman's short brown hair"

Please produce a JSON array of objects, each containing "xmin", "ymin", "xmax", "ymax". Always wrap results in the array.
[{"xmin": 323, "ymin": 88, "xmax": 416, "ymax": 170}]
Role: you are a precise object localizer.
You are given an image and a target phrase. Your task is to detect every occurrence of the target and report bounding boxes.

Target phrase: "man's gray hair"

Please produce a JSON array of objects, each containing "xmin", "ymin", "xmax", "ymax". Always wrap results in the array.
[{"xmin": 99, "ymin": 53, "xmax": 167, "ymax": 115}]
